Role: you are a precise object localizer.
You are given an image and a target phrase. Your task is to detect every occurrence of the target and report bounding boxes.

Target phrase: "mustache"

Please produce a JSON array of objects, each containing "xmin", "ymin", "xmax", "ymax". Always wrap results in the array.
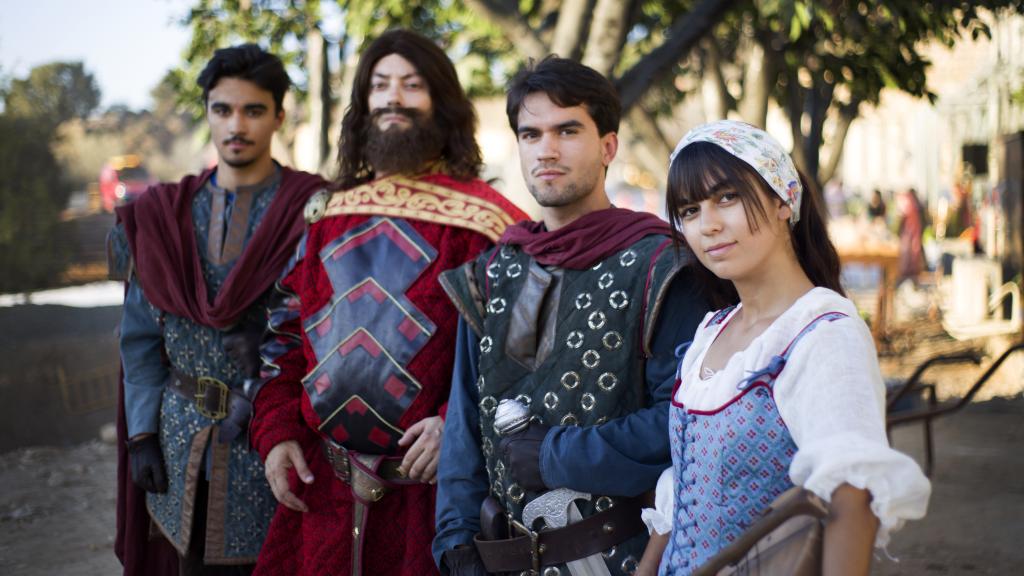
[
  {"xmin": 224, "ymin": 136, "xmax": 255, "ymax": 145},
  {"xmin": 531, "ymin": 164, "xmax": 571, "ymax": 176},
  {"xmin": 370, "ymin": 106, "xmax": 423, "ymax": 122}
]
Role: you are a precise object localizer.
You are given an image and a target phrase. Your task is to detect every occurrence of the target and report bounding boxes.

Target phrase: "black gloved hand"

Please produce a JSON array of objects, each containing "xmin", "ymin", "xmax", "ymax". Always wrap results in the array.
[
  {"xmin": 127, "ymin": 434, "xmax": 168, "ymax": 493},
  {"xmin": 497, "ymin": 421, "xmax": 550, "ymax": 492},
  {"xmin": 443, "ymin": 545, "xmax": 489, "ymax": 576},
  {"xmin": 223, "ymin": 321, "xmax": 265, "ymax": 378}
]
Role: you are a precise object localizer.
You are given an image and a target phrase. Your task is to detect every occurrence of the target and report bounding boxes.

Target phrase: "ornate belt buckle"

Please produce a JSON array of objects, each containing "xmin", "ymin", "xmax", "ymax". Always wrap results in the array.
[
  {"xmin": 325, "ymin": 441, "xmax": 352, "ymax": 483},
  {"xmin": 195, "ymin": 376, "xmax": 229, "ymax": 420}
]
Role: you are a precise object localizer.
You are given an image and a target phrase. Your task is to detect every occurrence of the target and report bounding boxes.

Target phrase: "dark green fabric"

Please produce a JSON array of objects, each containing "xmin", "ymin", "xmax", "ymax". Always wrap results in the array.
[{"xmin": 444, "ymin": 235, "xmax": 688, "ymax": 575}]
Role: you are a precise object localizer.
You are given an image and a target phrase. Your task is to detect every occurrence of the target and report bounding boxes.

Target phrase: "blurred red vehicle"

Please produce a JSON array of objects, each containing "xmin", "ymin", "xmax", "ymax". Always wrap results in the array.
[{"xmin": 99, "ymin": 155, "xmax": 156, "ymax": 212}]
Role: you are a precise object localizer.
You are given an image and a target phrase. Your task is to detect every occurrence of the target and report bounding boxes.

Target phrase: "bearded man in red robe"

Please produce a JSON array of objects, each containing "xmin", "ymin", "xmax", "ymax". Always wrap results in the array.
[{"xmin": 249, "ymin": 29, "xmax": 527, "ymax": 576}]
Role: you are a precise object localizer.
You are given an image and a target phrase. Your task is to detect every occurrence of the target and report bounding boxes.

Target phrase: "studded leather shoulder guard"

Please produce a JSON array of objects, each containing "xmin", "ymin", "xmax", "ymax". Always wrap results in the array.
[
  {"xmin": 438, "ymin": 247, "xmax": 495, "ymax": 337},
  {"xmin": 641, "ymin": 240, "xmax": 695, "ymax": 357}
]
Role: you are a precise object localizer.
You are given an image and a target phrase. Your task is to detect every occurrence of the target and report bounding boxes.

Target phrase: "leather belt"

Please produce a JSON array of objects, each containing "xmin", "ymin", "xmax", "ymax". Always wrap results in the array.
[
  {"xmin": 164, "ymin": 366, "xmax": 258, "ymax": 444},
  {"xmin": 322, "ymin": 439, "xmax": 418, "ymax": 576},
  {"xmin": 474, "ymin": 496, "xmax": 645, "ymax": 573},
  {"xmin": 322, "ymin": 440, "xmax": 407, "ymax": 491},
  {"xmin": 168, "ymin": 369, "xmax": 236, "ymax": 420}
]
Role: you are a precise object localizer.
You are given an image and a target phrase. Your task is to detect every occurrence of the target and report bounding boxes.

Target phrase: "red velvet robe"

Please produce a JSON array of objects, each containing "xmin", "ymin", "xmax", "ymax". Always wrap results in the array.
[{"xmin": 250, "ymin": 173, "xmax": 526, "ymax": 576}]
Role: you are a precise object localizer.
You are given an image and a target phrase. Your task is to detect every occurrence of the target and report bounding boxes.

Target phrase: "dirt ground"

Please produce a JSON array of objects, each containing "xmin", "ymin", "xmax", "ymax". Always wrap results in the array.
[
  {"xmin": 0, "ymin": 440, "xmax": 119, "ymax": 575},
  {"xmin": 877, "ymin": 397, "xmax": 1024, "ymax": 574}
]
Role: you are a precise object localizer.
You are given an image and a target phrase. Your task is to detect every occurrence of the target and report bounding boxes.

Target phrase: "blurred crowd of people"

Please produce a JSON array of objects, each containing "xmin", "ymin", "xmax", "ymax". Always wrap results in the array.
[{"xmin": 821, "ymin": 172, "xmax": 992, "ymax": 287}]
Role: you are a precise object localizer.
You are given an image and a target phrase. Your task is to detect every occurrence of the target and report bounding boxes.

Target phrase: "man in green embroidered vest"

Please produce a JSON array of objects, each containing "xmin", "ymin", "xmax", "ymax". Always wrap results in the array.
[{"xmin": 434, "ymin": 57, "xmax": 710, "ymax": 575}]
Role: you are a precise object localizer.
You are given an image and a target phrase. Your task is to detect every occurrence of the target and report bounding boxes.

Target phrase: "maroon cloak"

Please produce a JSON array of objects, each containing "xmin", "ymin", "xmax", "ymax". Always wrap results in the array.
[{"xmin": 114, "ymin": 167, "xmax": 326, "ymax": 575}]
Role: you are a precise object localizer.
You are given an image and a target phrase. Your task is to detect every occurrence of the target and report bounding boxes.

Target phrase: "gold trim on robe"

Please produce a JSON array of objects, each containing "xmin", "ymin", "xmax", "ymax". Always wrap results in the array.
[{"xmin": 323, "ymin": 176, "xmax": 518, "ymax": 242}]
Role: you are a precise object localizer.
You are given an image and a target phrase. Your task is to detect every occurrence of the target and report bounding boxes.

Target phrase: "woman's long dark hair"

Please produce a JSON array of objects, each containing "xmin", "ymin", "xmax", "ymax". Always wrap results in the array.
[
  {"xmin": 335, "ymin": 30, "xmax": 483, "ymax": 190},
  {"xmin": 666, "ymin": 142, "xmax": 844, "ymax": 306}
]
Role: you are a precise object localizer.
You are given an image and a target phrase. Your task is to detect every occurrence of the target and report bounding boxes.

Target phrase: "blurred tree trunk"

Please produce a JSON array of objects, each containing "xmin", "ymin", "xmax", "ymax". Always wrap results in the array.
[
  {"xmin": 701, "ymin": 38, "xmax": 733, "ymax": 120},
  {"xmin": 737, "ymin": 37, "xmax": 773, "ymax": 128},
  {"xmin": 306, "ymin": 28, "xmax": 331, "ymax": 172},
  {"xmin": 550, "ymin": 0, "xmax": 593, "ymax": 59},
  {"xmin": 581, "ymin": 0, "xmax": 631, "ymax": 76}
]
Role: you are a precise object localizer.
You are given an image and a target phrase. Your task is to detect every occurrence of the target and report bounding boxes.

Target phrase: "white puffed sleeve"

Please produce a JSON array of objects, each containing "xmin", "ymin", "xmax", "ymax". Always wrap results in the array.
[
  {"xmin": 773, "ymin": 315, "xmax": 931, "ymax": 547},
  {"xmin": 641, "ymin": 467, "xmax": 675, "ymax": 535}
]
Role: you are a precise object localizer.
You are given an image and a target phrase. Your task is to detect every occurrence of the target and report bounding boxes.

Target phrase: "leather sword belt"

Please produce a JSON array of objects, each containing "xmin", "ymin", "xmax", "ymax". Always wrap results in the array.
[
  {"xmin": 474, "ymin": 496, "xmax": 645, "ymax": 573},
  {"xmin": 322, "ymin": 439, "xmax": 410, "ymax": 500},
  {"xmin": 322, "ymin": 439, "xmax": 418, "ymax": 576},
  {"xmin": 167, "ymin": 369, "xmax": 246, "ymax": 422}
]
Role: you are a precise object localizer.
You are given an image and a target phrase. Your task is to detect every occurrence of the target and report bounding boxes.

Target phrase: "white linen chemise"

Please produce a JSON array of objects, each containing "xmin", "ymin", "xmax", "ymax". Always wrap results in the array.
[{"xmin": 642, "ymin": 287, "xmax": 931, "ymax": 547}]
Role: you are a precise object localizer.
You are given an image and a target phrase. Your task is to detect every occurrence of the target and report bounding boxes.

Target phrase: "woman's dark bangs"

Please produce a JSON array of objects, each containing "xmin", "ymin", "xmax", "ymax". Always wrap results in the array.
[
  {"xmin": 668, "ymin": 142, "xmax": 771, "ymax": 232},
  {"xmin": 674, "ymin": 143, "xmax": 733, "ymax": 205}
]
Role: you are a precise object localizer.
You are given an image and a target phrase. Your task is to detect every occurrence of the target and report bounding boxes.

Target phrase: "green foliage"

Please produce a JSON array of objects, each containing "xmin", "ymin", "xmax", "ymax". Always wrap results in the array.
[
  {"xmin": 0, "ymin": 60, "xmax": 104, "ymax": 292},
  {"xmin": 167, "ymin": 0, "xmax": 324, "ymax": 118},
  {"xmin": 2, "ymin": 61, "xmax": 100, "ymax": 129},
  {"xmin": 170, "ymin": 0, "xmax": 1022, "ymax": 184},
  {"xmin": 1013, "ymin": 84, "xmax": 1024, "ymax": 105},
  {"xmin": 0, "ymin": 115, "xmax": 70, "ymax": 292},
  {"xmin": 166, "ymin": 0, "xmax": 519, "ymax": 137}
]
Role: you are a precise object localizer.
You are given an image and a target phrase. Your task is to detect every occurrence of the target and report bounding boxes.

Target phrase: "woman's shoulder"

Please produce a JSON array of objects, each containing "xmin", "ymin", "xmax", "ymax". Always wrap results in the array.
[
  {"xmin": 758, "ymin": 288, "xmax": 865, "ymax": 356},
  {"xmin": 777, "ymin": 288, "xmax": 877, "ymax": 374},
  {"xmin": 792, "ymin": 287, "xmax": 859, "ymax": 320}
]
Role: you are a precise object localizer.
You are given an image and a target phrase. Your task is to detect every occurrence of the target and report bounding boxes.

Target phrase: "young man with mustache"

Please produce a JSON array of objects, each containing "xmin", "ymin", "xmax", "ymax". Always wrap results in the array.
[
  {"xmin": 248, "ymin": 30, "xmax": 526, "ymax": 576},
  {"xmin": 433, "ymin": 57, "xmax": 709, "ymax": 576},
  {"xmin": 110, "ymin": 45, "xmax": 327, "ymax": 575}
]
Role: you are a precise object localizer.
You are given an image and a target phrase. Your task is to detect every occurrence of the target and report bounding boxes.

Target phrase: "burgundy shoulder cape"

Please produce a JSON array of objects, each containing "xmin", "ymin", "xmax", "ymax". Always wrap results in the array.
[
  {"xmin": 499, "ymin": 206, "xmax": 671, "ymax": 269},
  {"xmin": 116, "ymin": 166, "xmax": 327, "ymax": 329},
  {"xmin": 114, "ymin": 167, "xmax": 325, "ymax": 575}
]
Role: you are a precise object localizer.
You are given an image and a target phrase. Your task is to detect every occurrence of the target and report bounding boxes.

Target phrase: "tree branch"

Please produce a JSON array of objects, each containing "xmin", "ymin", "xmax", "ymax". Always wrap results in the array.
[
  {"xmin": 785, "ymin": 68, "xmax": 807, "ymax": 175},
  {"xmin": 804, "ymin": 72, "xmax": 834, "ymax": 186},
  {"xmin": 463, "ymin": 0, "xmax": 549, "ymax": 60},
  {"xmin": 615, "ymin": 0, "xmax": 736, "ymax": 112},
  {"xmin": 625, "ymin": 106, "xmax": 675, "ymax": 186}
]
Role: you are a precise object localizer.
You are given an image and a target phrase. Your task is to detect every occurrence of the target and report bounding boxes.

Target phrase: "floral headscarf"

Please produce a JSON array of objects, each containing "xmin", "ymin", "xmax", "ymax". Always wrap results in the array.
[{"xmin": 670, "ymin": 120, "xmax": 803, "ymax": 226}]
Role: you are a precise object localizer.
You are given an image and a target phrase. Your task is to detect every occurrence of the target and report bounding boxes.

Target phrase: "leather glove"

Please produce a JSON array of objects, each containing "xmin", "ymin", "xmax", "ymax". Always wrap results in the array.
[
  {"xmin": 497, "ymin": 421, "xmax": 550, "ymax": 492},
  {"xmin": 127, "ymin": 434, "xmax": 168, "ymax": 493},
  {"xmin": 442, "ymin": 545, "xmax": 489, "ymax": 576},
  {"xmin": 223, "ymin": 321, "xmax": 265, "ymax": 378}
]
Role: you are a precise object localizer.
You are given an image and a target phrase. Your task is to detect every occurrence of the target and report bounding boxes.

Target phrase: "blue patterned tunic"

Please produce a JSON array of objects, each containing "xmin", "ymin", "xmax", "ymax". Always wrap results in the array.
[{"xmin": 118, "ymin": 173, "xmax": 281, "ymax": 563}]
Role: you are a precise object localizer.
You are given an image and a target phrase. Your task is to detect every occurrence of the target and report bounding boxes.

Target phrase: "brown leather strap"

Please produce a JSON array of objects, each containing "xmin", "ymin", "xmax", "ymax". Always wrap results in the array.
[
  {"xmin": 220, "ymin": 189, "xmax": 253, "ymax": 264},
  {"xmin": 322, "ymin": 440, "xmax": 408, "ymax": 485},
  {"xmin": 351, "ymin": 499, "xmax": 369, "ymax": 576},
  {"xmin": 321, "ymin": 441, "xmax": 418, "ymax": 576},
  {"xmin": 208, "ymin": 188, "xmax": 227, "ymax": 265},
  {"xmin": 474, "ymin": 497, "xmax": 645, "ymax": 572}
]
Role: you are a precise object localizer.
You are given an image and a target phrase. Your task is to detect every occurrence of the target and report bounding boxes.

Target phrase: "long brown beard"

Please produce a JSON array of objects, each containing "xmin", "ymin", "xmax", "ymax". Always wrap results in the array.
[{"xmin": 365, "ymin": 107, "xmax": 445, "ymax": 176}]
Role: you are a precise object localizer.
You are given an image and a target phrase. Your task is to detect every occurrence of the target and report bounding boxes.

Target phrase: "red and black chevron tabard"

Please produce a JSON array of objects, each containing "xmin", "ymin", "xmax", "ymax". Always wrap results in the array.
[{"xmin": 250, "ymin": 173, "xmax": 526, "ymax": 576}]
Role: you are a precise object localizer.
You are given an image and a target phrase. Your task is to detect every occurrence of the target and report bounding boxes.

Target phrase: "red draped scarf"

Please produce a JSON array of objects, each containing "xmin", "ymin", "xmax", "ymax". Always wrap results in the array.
[
  {"xmin": 116, "ymin": 167, "xmax": 326, "ymax": 328},
  {"xmin": 499, "ymin": 207, "xmax": 671, "ymax": 269}
]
